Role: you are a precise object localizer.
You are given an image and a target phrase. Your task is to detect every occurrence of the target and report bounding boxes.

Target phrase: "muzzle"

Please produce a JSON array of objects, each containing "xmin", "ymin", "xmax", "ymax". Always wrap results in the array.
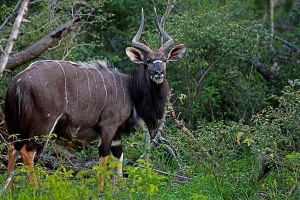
[{"xmin": 151, "ymin": 60, "xmax": 164, "ymax": 84}]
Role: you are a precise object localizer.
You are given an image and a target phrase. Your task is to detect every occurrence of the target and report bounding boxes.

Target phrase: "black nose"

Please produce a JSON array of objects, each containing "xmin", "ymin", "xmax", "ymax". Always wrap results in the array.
[{"xmin": 155, "ymin": 69, "xmax": 164, "ymax": 75}]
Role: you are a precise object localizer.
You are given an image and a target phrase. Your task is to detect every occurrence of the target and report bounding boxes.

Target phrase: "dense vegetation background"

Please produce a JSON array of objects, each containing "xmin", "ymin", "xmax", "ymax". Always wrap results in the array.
[{"xmin": 0, "ymin": 0, "xmax": 299, "ymax": 199}]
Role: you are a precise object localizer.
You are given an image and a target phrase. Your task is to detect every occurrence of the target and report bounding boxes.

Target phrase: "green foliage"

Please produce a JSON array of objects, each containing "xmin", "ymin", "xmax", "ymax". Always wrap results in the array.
[
  {"xmin": 1, "ymin": 0, "xmax": 299, "ymax": 123},
  {"xmin": 1, "ymin": 166, "xmax": 97, "ymax": 200},
  {"xmin": 251, "ymin": 79, "xmax": 300, "ymax": 190},
  {"xmin": 1, "ymin": 1, "xmax": 300, "ymax": 199},
  {"xmin": 252, "ymin": 79, "xmax": 300, "ymax": 155},
  {"xmin": 163, "ymin": 80, "xmax": 300, "ymax": 198},
  {"xmin": 121, "ymin": 160, "xmax": 167, "ymax": 198},
  {"xmin": 0, "ymin": 160, "xmax": 168, "ymax": 200},
  {"xmin": 168, "ymin": 1, "xmax": 274, "ymax": 125}
]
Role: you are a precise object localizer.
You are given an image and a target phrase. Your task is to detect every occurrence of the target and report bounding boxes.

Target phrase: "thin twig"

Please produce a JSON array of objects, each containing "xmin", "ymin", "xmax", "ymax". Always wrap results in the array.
[
  {"xmin": 128, "ymin": 160, "xmax": 189, "ymax": 182},
  {"xmin": 0, "ymin": 133, "xmax": 8, "ymax": 146},
  {"xmin": 171, "ymin": 111, "xmax": 219, "ymax": 168},
  {"xmin": 0, "ymin": 171, "xmax": 14, "ymax": 195},
  {"xmin": 157, "ymin": 0, "xmax": 177, "ymax": 47}
]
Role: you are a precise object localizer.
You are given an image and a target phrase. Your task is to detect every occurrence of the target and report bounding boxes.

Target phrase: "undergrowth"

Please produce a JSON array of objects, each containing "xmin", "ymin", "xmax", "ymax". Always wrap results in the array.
[{"xmin": 1, "ymin": 80, "xmax": 300, "ymax": 199}]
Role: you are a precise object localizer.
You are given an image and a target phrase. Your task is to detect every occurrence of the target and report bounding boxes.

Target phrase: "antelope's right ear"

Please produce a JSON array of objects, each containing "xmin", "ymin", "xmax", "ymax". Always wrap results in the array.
[
  {"xmin": 167, "ymin": 44, "xmax": 186, "ymax": 62},
  {"xmin": 126, "ymin": 47, "xmax": 144, "ymax": 64}
]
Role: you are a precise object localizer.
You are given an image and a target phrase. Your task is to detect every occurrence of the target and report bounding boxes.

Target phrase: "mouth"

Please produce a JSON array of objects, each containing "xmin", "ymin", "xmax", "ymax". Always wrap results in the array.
[{"xmin": 151, "ymin": 74, "xmax": 164, "ymax": 84}]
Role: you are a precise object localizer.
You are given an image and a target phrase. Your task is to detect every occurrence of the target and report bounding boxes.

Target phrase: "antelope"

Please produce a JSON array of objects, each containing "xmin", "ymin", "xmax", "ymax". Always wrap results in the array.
[{"xmin": 4, "ymin": 7, "xmax": 186, "ymax": 190}]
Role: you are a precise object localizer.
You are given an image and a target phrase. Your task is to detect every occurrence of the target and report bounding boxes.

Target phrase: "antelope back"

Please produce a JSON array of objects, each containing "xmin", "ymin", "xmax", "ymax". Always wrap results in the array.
[{"xmin": 5, "ymin": 60, "xmax": 132, "ymax": 142}]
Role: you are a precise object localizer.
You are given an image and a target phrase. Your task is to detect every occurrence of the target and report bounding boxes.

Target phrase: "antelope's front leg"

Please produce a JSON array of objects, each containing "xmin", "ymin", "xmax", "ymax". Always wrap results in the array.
[
  {"xmin": 98, "ymin": 144, "xmax": 110, "ymax": 191},
  {"xmin": 111, "ymin": 140, "xmax": 123, "ymax": 177}
]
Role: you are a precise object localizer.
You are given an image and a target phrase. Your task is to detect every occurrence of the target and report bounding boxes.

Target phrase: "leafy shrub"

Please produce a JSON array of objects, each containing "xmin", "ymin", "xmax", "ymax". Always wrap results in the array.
[
  {"xmin": 162, "ymin": 80, "xmax": 300, "ymax": 199},
  {"xmin": 0, "ymin": 158, "xmax": 168, "ymax": 200}
]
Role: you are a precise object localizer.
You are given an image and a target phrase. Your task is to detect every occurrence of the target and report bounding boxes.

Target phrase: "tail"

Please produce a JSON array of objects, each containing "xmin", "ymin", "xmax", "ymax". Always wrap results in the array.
[{"xmin": 4, "ymin": 81, "xmax": 32, "ymax": 150}]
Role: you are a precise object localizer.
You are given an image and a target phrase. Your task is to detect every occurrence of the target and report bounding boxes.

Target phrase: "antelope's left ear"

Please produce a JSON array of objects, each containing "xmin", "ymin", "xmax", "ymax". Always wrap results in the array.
[
  {"xmin": 126, "ymin": 47, "xmax": 144, "ymax": 64},
  {"xmin": 167, "ymin": 44, "xmax": 186, "ymax": 62}
]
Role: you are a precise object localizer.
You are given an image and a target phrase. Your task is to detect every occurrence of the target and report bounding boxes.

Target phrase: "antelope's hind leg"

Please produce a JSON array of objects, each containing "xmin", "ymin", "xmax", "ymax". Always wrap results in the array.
[
  {"xmin": 6, "ymin": 143, "xmax": 19, "ymax": 191},
  {"xmin": 20, "ymin": 143, "xmax": 37, "ymax": 186},
  {"xmin": 98, "ymin": 126, "xmax": 120, "ymax": 191}
]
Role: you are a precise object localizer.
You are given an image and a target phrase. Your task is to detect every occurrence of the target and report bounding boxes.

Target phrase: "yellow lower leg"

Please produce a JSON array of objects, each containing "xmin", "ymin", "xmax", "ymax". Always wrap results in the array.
[
  {"xmin": 116, "ymin": 153, "xmax": 123, "ymax": 177},
  {"xmin": 98, "ymin": 156, "xmax": 109, "ymax": 191}
]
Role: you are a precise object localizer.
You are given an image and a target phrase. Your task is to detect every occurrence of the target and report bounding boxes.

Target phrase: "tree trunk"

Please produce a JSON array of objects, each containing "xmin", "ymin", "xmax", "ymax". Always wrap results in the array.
[
  {"xmin": 6, "ymin": 17, "xmax": 81, "ymax": 71},
  {"xmin": 0, "ymin": 0, "xmax": 30, "ymax": 78}
]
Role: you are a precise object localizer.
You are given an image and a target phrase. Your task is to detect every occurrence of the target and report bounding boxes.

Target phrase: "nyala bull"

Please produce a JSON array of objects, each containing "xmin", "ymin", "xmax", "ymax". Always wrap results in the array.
[{"xmin": 4, "ymin": 7, "xmax": 186, "ymax": 190}]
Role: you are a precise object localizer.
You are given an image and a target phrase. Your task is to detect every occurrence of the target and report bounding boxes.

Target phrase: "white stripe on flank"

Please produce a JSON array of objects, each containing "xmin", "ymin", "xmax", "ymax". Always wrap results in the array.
[
  {"xmin": 42, "ymin": 113, "xmax": 64, "ymax": 154},
  {"xmin": 38, "ymin": 64, "xmax": 52, "ymax": 103},
  {"xmin": 95, "ymin": 68, "xmax": 107, "ymax": 116},
  {"xmin": 16, "ymin": 86, "xmax": 21, "ymax": 116},
  {"xmin": 83, "ymin": 68, "xmax": 92, "ymax": 115},
  {"xmin": 85, "ymin": 67, "xmax": 99, "ymax": 113},
  {"xmin": 66, "ymin": 62, "xmax": 80, "ymax": 111},
  {"xmin": 98, "ymin": 137, "xmax": 102, "ymax": 147},
  {"xmin": 107, "ymin": 70, "xmax": 118, "ymax": 102},
  {"xmin": 116, "ymin": 71, "xmax": 126, "ymax": 107},
  {"xmin": 54, "ymin": 61, "xmax": 68, "ymax": 112}
]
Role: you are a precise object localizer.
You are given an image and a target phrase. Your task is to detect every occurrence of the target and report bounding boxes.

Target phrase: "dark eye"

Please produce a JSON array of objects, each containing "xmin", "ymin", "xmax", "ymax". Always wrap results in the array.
[{"xmin": 147, "ymin": 59, "xmax": 151, "ymax": 64}]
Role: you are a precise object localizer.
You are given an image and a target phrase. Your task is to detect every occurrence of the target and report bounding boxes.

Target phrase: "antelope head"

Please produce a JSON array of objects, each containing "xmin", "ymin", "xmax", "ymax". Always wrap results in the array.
[{"xmin": 126, "ymin": 8, "xmax": 186, "ymax": 84}]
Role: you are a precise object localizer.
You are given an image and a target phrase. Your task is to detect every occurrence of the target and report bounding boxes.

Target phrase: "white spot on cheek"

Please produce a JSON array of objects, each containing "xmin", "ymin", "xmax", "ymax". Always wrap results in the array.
[{"xmin": 47, "ymin": 113, "xmax": 51, "ymax": 117}]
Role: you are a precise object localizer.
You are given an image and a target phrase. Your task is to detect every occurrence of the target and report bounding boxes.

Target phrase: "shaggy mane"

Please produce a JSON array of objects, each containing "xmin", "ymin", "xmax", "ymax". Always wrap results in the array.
[
  {"xmin": 78, "ymin": 60, "xmax": 115, "ymax": 71},
  {"xmin": 130, "ymin": 66, "xmax": 170, "ymax": 130}
]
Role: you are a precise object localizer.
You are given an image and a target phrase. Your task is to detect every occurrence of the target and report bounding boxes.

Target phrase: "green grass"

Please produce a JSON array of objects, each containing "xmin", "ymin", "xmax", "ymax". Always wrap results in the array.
[{"xmin": 0, "ymin": 154, "xmax": 299, "ymax": 199}]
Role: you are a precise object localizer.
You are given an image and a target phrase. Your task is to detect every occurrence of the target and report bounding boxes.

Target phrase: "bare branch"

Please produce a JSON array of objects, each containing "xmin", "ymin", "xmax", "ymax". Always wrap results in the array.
[
  {"xmin": 267, "ymin": 33, "xmax": 300, "ymax": 53},
  {"xmin": 154, "ymin": 7, "xmax": 174, "ymax": 52},
  {"xmin": 0, "ymin": 0, "xmax": 30, "ymax": 78},
  {"xmin": 270, "ymin": 0, "xmax": 274, "ymax": 35},
  {"xmin": 171, "ymin": 111, "xmax": 220, "ymax": 168},
  {"xmin": 129, "ymin": 160, "xmax": 189, "ymax": 182},
  {"xmin": 5, "ymin": 17, "xmax": 81, "ymax": 71},
  {"xmin": 0, "ymin": 171, "xmax": 14, "ymax": 195},
  {"xmin": 158, "ymin": 0, "xmax": 177, "ymax": 48}
]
